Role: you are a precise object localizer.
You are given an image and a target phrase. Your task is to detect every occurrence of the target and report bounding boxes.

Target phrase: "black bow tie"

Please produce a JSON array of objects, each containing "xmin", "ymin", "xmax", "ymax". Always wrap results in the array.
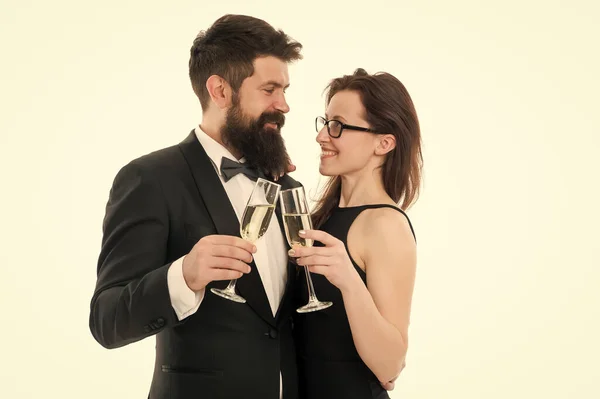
[{"xmin": 219, "ymin": 157, "xmax": 264, "ymax": 182}]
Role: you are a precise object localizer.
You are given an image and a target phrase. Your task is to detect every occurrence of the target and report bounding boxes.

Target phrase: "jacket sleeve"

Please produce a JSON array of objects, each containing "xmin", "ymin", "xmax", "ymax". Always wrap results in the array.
[{"xmin": 89, "ymin": 161, "xmax": 183, "ymax": 349}]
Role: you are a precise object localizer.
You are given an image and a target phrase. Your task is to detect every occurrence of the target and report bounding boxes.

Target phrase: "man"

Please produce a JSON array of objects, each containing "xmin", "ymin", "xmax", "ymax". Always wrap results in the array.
[{"xmin": 89, "ymin": 14, "xmax": 303, "ymax": 399}]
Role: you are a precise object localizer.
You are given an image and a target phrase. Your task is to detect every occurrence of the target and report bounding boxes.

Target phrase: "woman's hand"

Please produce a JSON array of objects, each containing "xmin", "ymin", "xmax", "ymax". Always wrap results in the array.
[{"xmin": 288, "ymin": 229, "xmax": 361, "ymax": 292}]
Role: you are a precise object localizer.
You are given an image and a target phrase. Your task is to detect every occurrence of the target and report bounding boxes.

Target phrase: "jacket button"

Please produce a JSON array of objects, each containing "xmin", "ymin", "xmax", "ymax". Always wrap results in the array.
[
  {"xmin": 156, "ymin": 317, "xmax": 165, "ymax": 327},
  {"xmin": 269, "ymin": 329, "xmax": 278, "ymax": 339},
  {"xmin": 144, "ymin": 325, "xmax": 151, "ymax": 333}
]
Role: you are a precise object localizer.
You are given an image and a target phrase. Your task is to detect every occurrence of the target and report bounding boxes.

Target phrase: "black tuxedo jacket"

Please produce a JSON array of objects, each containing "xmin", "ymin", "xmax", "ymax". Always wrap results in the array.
[{"xmin": 89, "ymin": 131, "xmax": 302, "ymax": 399}]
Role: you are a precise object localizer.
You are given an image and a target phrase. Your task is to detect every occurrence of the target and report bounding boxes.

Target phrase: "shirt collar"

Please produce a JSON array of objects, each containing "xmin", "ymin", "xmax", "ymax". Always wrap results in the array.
[{"xmin": 194, "ymin": 125, "xmax": 246, "ymax": 176}]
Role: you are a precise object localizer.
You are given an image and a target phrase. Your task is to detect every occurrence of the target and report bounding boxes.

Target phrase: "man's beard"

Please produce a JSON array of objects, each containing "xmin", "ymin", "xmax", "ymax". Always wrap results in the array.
[{"xmin": 222, "ymin": 99, "xmax": 290, "ymax": 177}]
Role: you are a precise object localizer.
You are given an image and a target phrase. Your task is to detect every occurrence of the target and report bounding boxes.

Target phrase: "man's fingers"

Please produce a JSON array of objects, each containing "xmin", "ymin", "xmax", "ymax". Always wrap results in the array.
[
  {"xmin": 381, "ymin": 369, "xmax": 401, "ymax": 391},
  {"xmin": 205, "ymin": 235, "xmax": 257, "ymax": 253},
  {"xmin": 208, "ymin": 258, "xmax": 252, "ymax": 274},
  {"xmin": 210, "ymin": 244, "xmax": 254, "ymax": 263},
  {"xmin": 210, "ymin": 269, "xmax": 245, "ymax": 281},
  {"xmin": 286, "ymin": 157, "xmax": 296, "ymax": 173}
]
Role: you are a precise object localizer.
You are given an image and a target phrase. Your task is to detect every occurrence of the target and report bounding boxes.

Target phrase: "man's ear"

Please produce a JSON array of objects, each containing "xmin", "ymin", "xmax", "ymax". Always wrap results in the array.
[
  {"xmin": 375, "ymin": 134, "xmax": 397, "ymax": 156},
  {"xmin": 206, "ymin": 75, "xmax": 233, "ymax": 109}
]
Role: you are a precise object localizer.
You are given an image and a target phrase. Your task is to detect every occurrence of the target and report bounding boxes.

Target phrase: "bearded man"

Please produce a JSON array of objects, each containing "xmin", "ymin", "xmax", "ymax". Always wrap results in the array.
[{"xmin": 89, "ymin": 14, "xmax": 303, "ymax": 399}]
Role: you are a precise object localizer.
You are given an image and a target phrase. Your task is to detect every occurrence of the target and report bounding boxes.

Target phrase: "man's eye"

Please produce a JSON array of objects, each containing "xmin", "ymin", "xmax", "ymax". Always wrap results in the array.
[{"xmin": 264, "ymin": 88, "xmax": 275, "ymax": 94}]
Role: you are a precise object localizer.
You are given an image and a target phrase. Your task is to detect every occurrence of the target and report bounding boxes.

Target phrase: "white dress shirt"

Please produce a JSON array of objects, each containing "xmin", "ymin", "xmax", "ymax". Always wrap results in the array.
[{"xmin": 166, "ymin": 126, "xmax": 288, "ymax": 397}]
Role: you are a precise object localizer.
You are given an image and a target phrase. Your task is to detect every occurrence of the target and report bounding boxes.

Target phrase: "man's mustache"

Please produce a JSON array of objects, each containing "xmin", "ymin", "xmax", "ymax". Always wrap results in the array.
[{"xmin": 257, "ymin": 112, "xmax": 285, "ymax": 129}]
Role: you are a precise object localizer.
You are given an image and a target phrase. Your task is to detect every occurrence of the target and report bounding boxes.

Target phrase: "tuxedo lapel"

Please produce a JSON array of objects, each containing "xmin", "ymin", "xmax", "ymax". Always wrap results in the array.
[{"xmin": 178, "ymin": 131, "xmax": 275, "ymax": 327}]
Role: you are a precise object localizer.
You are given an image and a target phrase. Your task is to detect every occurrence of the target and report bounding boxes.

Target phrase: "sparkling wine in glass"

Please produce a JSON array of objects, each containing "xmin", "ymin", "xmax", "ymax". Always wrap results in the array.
[
  {"xmin": 211, "ymin": 178, "xmax": 281, "ymax": 303},
  {"xmin": 279, "ymin": 186, "xmax": 332, "ymax": 313}
]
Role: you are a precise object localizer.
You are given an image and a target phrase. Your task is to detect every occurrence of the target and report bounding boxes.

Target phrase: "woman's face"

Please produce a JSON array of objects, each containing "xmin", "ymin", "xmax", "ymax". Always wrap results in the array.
[{"xmin": 316, "ymin": 90, "xmax": 382, "ymax": 177}]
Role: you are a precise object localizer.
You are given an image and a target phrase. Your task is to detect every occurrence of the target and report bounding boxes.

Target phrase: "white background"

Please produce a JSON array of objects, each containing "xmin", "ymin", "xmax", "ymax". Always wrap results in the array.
[{"xmin": 1, "ymin": 0, "xmax": 599, "ymax": 397}]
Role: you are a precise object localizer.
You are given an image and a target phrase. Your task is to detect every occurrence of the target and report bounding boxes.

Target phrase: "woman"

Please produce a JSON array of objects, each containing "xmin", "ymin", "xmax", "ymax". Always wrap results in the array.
[{"xmin": 289, "ymin": 68, "xmax": 422, "ymax": 399}]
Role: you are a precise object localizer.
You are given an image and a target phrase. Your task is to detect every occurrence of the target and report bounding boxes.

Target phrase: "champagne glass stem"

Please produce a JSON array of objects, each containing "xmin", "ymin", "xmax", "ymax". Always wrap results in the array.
[
  {"xmin": 222, "ymin": 236, "xmax": 255, "ymax": 293},
  {"xmin": 224, "ymin": 279, "xmax": 237, "ymax": 292},
  {"xmin": 303, "ymin": 265, "xmax": 319, "ymax": 302},
  {"xmin": 211, "ymin": 178, "xmax": 280, "ymax": 304}
]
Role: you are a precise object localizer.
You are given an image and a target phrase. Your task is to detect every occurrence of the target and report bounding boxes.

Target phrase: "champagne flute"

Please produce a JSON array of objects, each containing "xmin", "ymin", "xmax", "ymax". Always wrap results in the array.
[
  {"xmin": 211, "ymin": 178, "xmax": 281, "ymax": 303},
  {"xmin": 279, "ymin": 186, "xmax": 333, "ymax": 313}
]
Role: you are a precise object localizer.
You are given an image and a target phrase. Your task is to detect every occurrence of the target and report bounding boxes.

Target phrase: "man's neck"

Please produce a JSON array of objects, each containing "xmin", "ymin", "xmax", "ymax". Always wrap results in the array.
[{"xmin": 198, "ymin": 120, "xmax": 242, "ymax": 160}]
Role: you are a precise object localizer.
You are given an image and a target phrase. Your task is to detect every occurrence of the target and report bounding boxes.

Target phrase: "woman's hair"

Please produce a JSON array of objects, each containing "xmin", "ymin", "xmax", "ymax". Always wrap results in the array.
[{"xmin": 312, "ymin": 68, "xmax": 423, "ymax": 228}]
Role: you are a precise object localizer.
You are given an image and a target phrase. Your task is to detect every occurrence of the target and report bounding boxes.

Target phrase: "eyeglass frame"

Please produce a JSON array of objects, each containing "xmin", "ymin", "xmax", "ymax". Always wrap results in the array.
[{"xmin": 315, "ymin": 116, "xmax": 380, "ymax": 138}]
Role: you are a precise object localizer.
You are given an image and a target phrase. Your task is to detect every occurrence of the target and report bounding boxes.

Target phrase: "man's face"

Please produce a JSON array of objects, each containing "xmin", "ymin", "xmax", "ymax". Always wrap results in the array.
[{"xmin": 221, "ymin": 56, "xmax": 292, "ymax": 176}]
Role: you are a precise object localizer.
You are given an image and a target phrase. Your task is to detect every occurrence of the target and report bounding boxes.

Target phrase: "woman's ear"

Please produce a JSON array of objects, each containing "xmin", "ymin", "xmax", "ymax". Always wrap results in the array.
[
  {"xmin": 206, "ymin": 75, "xmax": 232, "ymax": 109},
  {"xmin": 375, "ymin": 134, "xmax": 397, "ymax": 155}
]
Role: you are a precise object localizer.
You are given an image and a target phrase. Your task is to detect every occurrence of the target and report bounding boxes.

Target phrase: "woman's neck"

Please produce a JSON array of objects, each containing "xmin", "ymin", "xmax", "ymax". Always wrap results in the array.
[{"xmin": 338, "ymin": 169, "xmax": 394, "ymax": 207}]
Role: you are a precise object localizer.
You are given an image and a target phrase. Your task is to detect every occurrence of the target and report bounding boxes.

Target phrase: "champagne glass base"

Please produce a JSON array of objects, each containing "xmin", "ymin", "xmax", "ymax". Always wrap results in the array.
[
  {"xmin": 211, "ymin": 288, "xmax": 247, "ymax": 303},
  {"xmin": 296, "ymin": 300, "xmax": 332, "ymax": 313}
]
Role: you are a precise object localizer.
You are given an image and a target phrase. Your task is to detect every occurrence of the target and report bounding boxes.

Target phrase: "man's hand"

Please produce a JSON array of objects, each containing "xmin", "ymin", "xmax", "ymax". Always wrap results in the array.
[
  {"xmin": 380, "ymin": 379, "xmax": 396, "ymax": 391},
  {"xmin": 182, "ymin": 235, "xmax": 256, "ymax": 292},
  {"xmin": 286, "ymin": 160, "xmax": 296, "ymax": 173},
  {"xmin": 270, "ymin": 158, "xmax": 296, "ymax": 181},
  {"xmin": 380, "ymin": 359, "xmax": 406, "ymax": 391}
]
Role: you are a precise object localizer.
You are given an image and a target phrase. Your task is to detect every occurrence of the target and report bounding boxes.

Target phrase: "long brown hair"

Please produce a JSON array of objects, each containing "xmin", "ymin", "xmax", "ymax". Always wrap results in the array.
[{"xmin": 312, "ymin": 68, "xmax": 423, "ymax": 228}]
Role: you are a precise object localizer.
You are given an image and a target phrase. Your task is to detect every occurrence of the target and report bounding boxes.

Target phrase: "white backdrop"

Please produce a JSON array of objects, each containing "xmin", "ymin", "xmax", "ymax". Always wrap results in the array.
[{"xmin": 1, "ymin": 0, "xmax": 599, "ymax": 398}]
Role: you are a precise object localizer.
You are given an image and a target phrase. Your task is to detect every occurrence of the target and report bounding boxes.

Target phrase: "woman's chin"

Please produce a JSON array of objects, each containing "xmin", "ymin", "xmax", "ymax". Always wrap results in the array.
[{"xmin": 319, "ymin": 164, "xmax": 335, "ymax": 176}]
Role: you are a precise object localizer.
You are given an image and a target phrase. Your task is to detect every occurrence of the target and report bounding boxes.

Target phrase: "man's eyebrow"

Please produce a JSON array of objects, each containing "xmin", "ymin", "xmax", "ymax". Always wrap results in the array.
[{"xmin": 261, "ymin": 80, "xmax": 290, "ymax": 89}]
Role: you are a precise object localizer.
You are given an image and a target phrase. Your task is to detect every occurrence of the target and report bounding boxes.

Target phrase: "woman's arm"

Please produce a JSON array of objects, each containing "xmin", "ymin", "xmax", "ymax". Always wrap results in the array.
[
  {"xmin": 341, "ymin": 208, "xmax": 416, "ymax": 382},
  {"xmin": 292, "ymin": 207, "xmax": 416, "ymax": 383}
]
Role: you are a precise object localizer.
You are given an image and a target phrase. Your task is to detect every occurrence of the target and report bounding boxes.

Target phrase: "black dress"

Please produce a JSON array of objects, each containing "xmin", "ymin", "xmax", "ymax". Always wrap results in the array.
[{"xmin": 294, "ymin": 204, "xmax": 416, "ymax": 399}]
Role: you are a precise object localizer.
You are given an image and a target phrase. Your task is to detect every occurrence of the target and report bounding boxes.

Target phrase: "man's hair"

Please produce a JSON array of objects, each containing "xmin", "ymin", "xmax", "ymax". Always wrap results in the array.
[{"xmin": 189, "ymin": 14, "xmax": 303, "ymax": 110}]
